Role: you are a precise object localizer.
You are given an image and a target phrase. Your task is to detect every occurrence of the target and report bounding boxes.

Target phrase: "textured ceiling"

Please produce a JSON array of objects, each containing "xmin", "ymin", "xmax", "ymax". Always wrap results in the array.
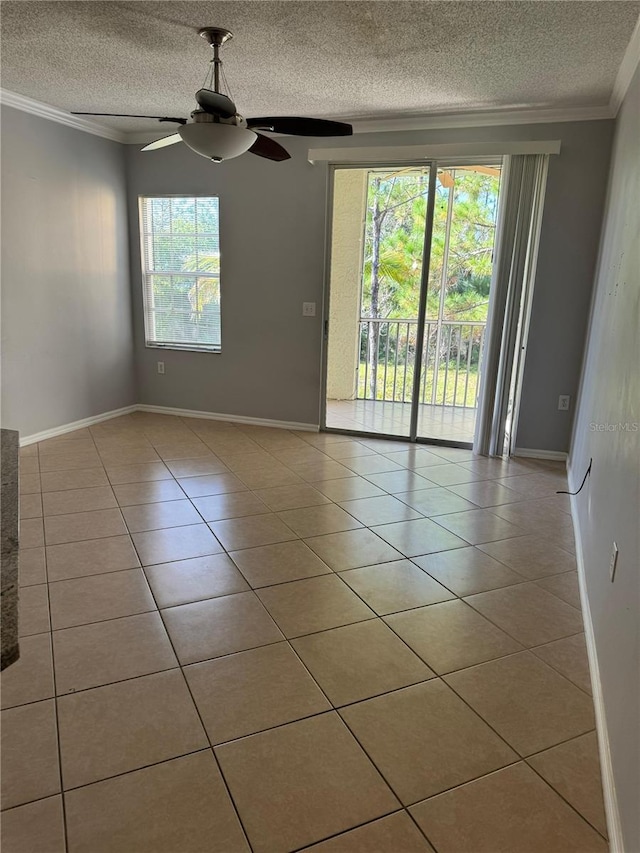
[{"xmin": 1, "ymin": 1, "xmax": 639, "ymax": 132}]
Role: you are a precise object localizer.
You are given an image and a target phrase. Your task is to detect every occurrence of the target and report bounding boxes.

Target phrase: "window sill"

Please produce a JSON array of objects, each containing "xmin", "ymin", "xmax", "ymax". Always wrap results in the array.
[{"xmin": 145, "ymin": 343, "xmax": 222, "ymax": 354}]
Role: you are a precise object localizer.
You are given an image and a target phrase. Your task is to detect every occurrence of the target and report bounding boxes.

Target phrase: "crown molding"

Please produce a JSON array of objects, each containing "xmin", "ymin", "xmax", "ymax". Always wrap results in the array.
[
  {"xmin": 610, "ymin": 14, "xmax": 640, "ymax": 115},
  {"xmin": 124, "ymin": 104, "xmax": 613, "ymax": 147},
  {"xmin": 0, "ymin": 89, "xmax": 127, "ymax": 143},
  {"xmin": 0, "ymin": 87, "xmax": 615, "ymax": 147}
]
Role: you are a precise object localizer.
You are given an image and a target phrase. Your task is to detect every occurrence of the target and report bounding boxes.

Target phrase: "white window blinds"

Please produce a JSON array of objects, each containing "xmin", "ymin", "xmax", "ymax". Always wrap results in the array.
[
  {"xmin": 139, "ymin": 196, "xmax": 221, "ymax": 351},
  {"xmin": 474, "ymin": 154, "xmax": 549, "ymax": 456}
]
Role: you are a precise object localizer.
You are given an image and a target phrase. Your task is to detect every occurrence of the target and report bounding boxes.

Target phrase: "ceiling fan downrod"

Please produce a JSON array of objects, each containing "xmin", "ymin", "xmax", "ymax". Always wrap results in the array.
[
  {"xmin": 72, "ymin": 24, "xmax": 352, "ymax": 163},
  {"xmin": 198, "ymin": 27, "xmax": 233, "ymax": 94}
]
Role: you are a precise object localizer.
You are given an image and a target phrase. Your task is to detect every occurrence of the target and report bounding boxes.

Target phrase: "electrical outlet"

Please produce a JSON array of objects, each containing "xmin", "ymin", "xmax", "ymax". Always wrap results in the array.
[
  {"xmin": 302, "ymin": 302, "xmax": 316, "ymax": 317},
  {"xmin": 558, "ymin": 395, "xmax": 570, "ymax": 411},
  {"xmin": 157, "ymin": 361, "xmax": 165, "ymax": 375},
  {"xmin": 609, "ymin": 542, "xmax": 619, "ymax": 582}
]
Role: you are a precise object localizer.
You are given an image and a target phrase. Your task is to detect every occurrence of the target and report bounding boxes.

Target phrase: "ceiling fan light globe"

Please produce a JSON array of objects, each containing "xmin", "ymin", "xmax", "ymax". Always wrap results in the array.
[{"xmin": 178, "ymin": 123, "xmax": 257, "ymax": 161}]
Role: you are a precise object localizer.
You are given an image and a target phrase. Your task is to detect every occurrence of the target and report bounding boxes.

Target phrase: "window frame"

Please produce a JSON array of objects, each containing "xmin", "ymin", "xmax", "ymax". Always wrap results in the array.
[{"xmin": 138, "ymin": 194, "xmax": 222, "ymax": 354}]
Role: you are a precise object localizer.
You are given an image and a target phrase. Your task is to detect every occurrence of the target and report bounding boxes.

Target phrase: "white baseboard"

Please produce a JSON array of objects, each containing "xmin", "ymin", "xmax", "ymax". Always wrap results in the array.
[
  {"xmin": 568, "ymin": 468, "xmax": 623, "ymax": 852},
  {"xmin": 512, "ymin": 447, "xmax": 568, "ymax": 461},
  {"xmin": 136, "ymin": 404, "xmax": 319, "ymax": 432},
  {"xmin": 19, "ymin": 404, "xmax": 320, "ymax": 445},
  {"xmin": 19, "ymin": 405, "xmax": 138, "ymax": 446}
]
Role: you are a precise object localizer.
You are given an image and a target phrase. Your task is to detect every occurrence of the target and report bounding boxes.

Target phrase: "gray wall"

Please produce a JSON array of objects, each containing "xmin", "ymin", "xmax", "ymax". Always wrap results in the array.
[
  {"xmin": 125, "ymin": 136, "xmax": 328, "ymax": 425},
  {"xmin": 126, "ymin": 119, "xmax": 612, "ymax": 446},
  {"xmin": 570, "ymin": 66, "xmax": 640, "ymax": 852},
  {"xmin": 516, "ymin": 122, "xmax": 614, "ymax": 451},
  {"xmin": 1, "ymin": 106, "xmax": 135, "ymax": 437}
]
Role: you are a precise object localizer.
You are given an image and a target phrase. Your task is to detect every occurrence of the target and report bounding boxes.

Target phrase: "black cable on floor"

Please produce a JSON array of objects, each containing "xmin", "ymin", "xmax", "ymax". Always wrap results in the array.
[{"xmin": 557, "ymin": 458, "xmax": 592, "ymax": 495}]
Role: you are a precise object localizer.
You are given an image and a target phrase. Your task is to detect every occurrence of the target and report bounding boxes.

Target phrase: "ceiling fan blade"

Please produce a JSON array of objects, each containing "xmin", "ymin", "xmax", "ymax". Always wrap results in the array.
[
  {"xmin": 71, "ymin": 112, "xmax": 187, "ymax": 124},
  {"xmin": 195, "ymin": 89, "xmax": 237, "ymax": 119},
  {"xmin": 456, "ymin": 165, "xmax": 502, "ymax": 178},
  {"xmin": 248, "ymin": 133, "xmax": 291, "ymax": 162},
  {"xmin": 141, "ymin": 134, "xmax": 183, "ymax": 152},
  {"xmin": 246, "ymin": 116, "xmax": 352, "ymax": 137},
  {"xmin": 438, "ymin": 170, "xmax": 455, "ymax": 189}
]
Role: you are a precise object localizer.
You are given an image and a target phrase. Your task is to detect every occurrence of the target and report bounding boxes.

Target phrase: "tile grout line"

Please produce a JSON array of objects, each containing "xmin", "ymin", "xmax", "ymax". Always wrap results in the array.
[
  {"xmin": 15, "ymin": 614, "xmax": 592, "ymax": 710},
  {"xmin": 63, "ymin": 517, "xmax": 576, "ymax": 609},
  {"xmin": 33, "ymin": 434, "xmax": 584, "ymax": 646},
  {"xmin": 55, "ymin": 748, "xmax": 213, "ymax": 796},
  {"xmin": 458, "ymin": 587, "xmax": 585, "ymax": 651},
  {"xmin": 1, "ymin": 722, "xmax": 600, "ymax": 827},
  {"xmin": 117, "ymin": 412, "xmax": 281, "ymax": 853},
  {"xmin": 10, "ymin": 414, "xmax": 599, "ymax": 847},
  {"xmin": 171, "ymin": 418, "xmax": 434, "ymax": 853},
  {"xmin": 122, "ymin": 514, "xmax": 257, "ymax": 853},
  {"xmin": 441, "ymin": 666, "xmax": 596, "ymax": 764},
  {"xmin": 310, "ymin": 479, "xmax": 601, "ymax": 828},
  {"xmin": 286, "ymin": 561, "xmax": 536, "ymax": 846},
  {"xmin": 334, "ymin": 688, "xmax": 522, "ymax": 845},
  {"xmin": 288, "ymin": 809, "xmax": 411, "ymax": 853},
  {"xmin": 35, "ymin": 431, "xmax": 590, "ymax": 688},
  {"xmin": 524, "ymin": 757, "xmax": 610, "ymax": 842},
  {"xmin": 36, "ymin": 439, "xmax": 71, "ymax": 853},
  {"xmin": 404, "ymin": 805, "xmax": 443, "ymax": 853},
  {"xmin": 43, "ymin": 420, "xmax": 447, "ymax": 849},
  {"xmin": 319, "ymin": 577, "xmax": 573, "ymax": 766}
]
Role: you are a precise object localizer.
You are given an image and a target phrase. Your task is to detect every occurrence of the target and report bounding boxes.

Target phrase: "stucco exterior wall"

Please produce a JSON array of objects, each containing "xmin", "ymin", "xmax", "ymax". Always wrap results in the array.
[{"xmin": 326, "ymin": 169, "xmax": 367, "ymax": 400}]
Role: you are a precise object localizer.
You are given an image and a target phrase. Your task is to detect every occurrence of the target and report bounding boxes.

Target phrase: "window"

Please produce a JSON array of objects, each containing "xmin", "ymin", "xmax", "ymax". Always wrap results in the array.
[{"xmin": 139, "ymin": 196, "xmax": 221, "ymax": 352}]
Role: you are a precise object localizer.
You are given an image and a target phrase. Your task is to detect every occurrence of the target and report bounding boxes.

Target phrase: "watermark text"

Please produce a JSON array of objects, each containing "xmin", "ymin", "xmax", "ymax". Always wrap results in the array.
[{"xmin": 589, "ymin": 422, "xmax": 639, "ymax": 432}]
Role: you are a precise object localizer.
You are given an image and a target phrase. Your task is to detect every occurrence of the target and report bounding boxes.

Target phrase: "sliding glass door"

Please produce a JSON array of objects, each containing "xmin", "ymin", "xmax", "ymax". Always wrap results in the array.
[
  {"xmin": 323, "ymin": 160, "xmax": 502, "ymax": 448},
  {"xmin": 416, "ymin": 164, "xmax": 502, "ymax": 444},
  {"xmin": 324, "ymin": 165, "xmax": 432, "ymax": 438}
]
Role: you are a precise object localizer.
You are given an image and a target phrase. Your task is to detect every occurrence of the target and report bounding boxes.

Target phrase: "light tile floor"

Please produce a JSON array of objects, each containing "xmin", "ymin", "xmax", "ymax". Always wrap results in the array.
[
  {"xmin": 326, "ymin": 400, "xmax": 477, "ymax": 443},
  {"xmin": 2, "ymin": 413, "xmax": 608, "ymax": 852}
]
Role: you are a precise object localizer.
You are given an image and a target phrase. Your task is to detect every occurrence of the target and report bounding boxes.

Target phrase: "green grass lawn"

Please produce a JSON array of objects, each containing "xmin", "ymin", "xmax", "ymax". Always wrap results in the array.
[{"xmin": 358, "ymin": 362, "xmax": 479, "ymax": 407}]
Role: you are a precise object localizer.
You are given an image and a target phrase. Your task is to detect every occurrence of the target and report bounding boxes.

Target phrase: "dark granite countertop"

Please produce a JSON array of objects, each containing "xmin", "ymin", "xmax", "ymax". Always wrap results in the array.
[{"xmin": 1, "ymin": 428, "xmax": 20, "ymax": 670}]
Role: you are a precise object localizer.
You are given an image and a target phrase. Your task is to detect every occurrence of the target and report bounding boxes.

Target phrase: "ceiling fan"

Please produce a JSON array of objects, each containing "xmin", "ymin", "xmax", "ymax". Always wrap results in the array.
[
  {"xmin": 72, "ymin": 27, "xmax": 353, "ymax": 162},
  {"xmin": 438, "ymin": 165, "xmax": 501, "ymax": 188}
]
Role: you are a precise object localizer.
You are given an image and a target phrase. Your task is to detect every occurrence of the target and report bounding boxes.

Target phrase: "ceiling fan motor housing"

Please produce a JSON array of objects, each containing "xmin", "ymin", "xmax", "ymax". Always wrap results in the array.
[{"xmin": 179, "ymin": 115, "xmax": 256, "ymax": 161}]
